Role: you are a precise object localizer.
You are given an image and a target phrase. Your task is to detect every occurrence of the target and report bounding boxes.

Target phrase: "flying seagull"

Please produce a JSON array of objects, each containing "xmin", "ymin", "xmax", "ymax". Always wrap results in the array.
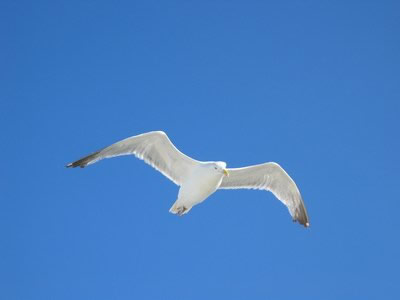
[{"xmin": 66, "ymin": 131, "xmax": 309, "ymax": 227}]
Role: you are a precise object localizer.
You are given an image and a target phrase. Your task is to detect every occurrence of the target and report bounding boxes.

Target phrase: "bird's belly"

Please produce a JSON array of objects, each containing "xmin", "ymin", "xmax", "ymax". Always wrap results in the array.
[{"xmin": 178, "ymin": 175, "xmax": 223, "ymax": 207}]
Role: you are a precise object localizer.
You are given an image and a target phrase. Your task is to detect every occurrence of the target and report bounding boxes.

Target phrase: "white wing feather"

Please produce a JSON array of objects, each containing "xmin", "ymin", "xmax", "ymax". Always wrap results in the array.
[
  {"xmin": 66, "ymin": 131, "xmax": 200, "ymax": 186},
  {"xmin": 219, "ymin": 162, "xmax": 309, "ymax": 227}
]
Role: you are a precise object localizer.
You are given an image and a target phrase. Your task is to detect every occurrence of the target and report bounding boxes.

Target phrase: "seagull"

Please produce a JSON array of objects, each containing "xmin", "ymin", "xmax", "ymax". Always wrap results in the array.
[{"xmin": 66, "ymin": 131, "xmax": 309, "ymax": 227}]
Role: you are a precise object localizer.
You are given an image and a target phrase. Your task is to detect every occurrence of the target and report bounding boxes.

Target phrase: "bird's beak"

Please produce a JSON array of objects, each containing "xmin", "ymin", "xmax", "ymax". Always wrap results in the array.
[{"xmin": 223, "ymin": 169, "xmax": 229, "ymax": 177}]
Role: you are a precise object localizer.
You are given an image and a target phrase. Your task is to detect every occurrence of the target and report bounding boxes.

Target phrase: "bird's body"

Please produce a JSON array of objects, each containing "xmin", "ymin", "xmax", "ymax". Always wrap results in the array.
[
  {"xmin": 170, "ymin": 162, "xmax": 227, "ymax": 215},
  {"xmin": 67, "ymin": 131, "xmax": 309, "ymax": 227}
]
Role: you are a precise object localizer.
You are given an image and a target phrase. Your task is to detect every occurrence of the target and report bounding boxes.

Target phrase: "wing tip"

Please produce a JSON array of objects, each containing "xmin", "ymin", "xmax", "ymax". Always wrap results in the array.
[
  {"xmin": 65, "ymin": 162, "xmax": 86, "ymax": 168},
  {"xmin": 65, "ymin": 151, "xmax": 100, "ymax": 168},
  {"xmin": 295, "ymin": 195, "xmax": 310, "ymax": 228},
  {"xmin": 292, "ymin": 201, "xmax": 310, "ymax": 228},
  {"xmin": 298, "ymin": 214, "xmax": 310, "ymax": 228},
  {"xmin": 293, "ymin": 218, "xmax": 310, "ymax": 228}
]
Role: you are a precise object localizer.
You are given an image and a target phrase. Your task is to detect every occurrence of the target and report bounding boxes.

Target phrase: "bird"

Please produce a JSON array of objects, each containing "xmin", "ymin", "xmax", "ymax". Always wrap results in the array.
[{"xmin": 66, "ymin": 131, "xmax": 309, "ymax": 227}]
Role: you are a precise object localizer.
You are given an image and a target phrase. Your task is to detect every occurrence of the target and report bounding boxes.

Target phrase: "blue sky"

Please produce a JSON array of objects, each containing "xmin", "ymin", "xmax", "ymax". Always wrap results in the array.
[{"xmin": 2, "ymin": 1, "xmax": 400, "ymax": 299}]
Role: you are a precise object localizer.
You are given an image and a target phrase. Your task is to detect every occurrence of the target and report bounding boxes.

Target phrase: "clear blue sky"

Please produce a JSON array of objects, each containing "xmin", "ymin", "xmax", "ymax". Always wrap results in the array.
[{"xmin": 2, "ymin": 1, "xmax": 400, "ymax": 299}]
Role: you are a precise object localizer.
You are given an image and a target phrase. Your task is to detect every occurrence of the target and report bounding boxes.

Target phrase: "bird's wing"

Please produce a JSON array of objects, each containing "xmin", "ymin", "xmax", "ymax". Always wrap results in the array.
[
  {"xmin": 219, "ymin": 162, "xmax": 309, "ymax": 227},
  {"xmin": 66, "ymin": 131, "xmax": 201, "ymax": 186}
]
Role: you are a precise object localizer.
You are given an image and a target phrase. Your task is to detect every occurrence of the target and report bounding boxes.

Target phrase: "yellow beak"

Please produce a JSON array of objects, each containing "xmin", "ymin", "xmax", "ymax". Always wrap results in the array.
[{"xmin": 223, "ymin": 169, "xmax": 229, "ymax": 176}]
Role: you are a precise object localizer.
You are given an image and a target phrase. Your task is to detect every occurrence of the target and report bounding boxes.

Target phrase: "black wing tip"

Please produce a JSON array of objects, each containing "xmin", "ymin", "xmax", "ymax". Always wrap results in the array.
[
  {"xmin": 293, "ymin": 217, "xmax": 310, "ymax": 228},
  {"xmin": 65, "ymin": 162, "xmax": 86, "ymax": 168},
  {"xmin": 293, "ymin": 204, "xmax": 310, "ymax": 228},
  {"xmin": 65, "ymin": 151, "xmax": 100, "ymax": 169},
  {"xmin": 299, "ymin": 215, "xmax": 310, "ymax": 228},
  {"xmin": 297, "ymin": 196, "xmax": 310, "ymax": 228}
]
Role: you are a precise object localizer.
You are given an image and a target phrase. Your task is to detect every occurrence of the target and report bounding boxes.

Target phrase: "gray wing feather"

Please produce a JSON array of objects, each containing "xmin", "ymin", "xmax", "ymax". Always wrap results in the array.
[
  {"xmin": 219, "ymin": 162, "xmax": 309, "ymax": 227},
  {"xmin": 66, "ymin": 131, "xmax": 200, "ymax": 186}
]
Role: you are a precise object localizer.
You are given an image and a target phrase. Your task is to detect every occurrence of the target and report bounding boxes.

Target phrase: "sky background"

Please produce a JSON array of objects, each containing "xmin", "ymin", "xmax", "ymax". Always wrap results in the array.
[{"xmin": 2, "ymin": 1, "xmax": 400, "ymax": 299}]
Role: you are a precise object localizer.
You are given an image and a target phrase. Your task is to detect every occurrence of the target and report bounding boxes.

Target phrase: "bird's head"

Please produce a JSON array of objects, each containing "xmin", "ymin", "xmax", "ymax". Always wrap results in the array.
[{"xmin": 209, "ymin": 161, "xmax": 229, "ymax": 176}]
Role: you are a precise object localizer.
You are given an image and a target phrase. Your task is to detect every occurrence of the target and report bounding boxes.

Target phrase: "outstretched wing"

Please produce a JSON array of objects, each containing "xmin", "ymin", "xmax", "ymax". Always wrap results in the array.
[
  {"xmin": 66, "ymin": 131, "xmax": 201, "ymax": 186},
  {"xmin": 219, "ymin": 162, "xmax": 309, "ymax": 227}
]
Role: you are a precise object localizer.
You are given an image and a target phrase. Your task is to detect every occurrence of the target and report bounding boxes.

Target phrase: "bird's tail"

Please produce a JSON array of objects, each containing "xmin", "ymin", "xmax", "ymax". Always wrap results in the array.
[{"xmin": 169, "ymin": 201, "xmax": 192, "ymax": 216}]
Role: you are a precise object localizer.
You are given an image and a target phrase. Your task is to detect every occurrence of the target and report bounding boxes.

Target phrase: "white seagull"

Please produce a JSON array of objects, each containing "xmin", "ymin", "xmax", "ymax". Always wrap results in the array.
[{"xmin": 66, "ymin": 131, "xmax": 309, "ymax": 227}]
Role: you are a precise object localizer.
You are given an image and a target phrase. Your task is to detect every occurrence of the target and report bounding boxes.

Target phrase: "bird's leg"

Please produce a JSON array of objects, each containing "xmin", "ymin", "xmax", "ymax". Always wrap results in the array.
[{"xmin": 177, "ymin": 206, "xmax": 187, "ymax": 216}]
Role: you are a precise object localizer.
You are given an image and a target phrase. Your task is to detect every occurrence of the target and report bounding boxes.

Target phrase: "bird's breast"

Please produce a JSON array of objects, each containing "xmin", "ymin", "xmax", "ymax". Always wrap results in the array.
[{"xmin": 179, "ymin": 168, "xmax": 223, "ymax": 204}]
